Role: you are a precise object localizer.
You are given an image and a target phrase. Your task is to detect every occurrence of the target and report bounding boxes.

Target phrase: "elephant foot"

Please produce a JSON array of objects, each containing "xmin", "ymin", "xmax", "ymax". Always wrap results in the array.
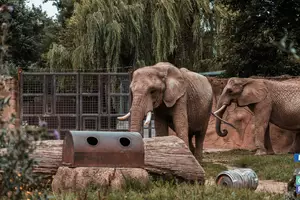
[
  {"xmin": 266, "ymin": 148, "xmax": 275, "ymax": 155},
  {"xmin": 254, "ymin": 149, "xmax": 267, "ymax": 156},
  {"xmin": 288, "ymin": 146, "xmax": 297, "ymax": 154},
  {"xmin": 193, "ymin": 151, "xmax": 203, "ymax": 163},
  {"xmin": 288, "ymin": 149, "xmax": 296, "ymax": 154},
  {"xmin": 195, "ymin": 154, "xmax": 203, "ymax": 163},
  {"xmin": 188, "ymin": 143, "xmax": 195, "ymax": 155},
  {"xmin": 189, "ymin": 147, "xmax": 195, "ymax": 155},
  {"xmin": 288, "ymin": 147, "xmax": 300, "ymax": 154}
]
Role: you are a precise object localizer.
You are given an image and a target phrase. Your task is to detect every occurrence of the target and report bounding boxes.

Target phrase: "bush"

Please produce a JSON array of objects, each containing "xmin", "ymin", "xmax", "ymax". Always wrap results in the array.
[{"xmin": 0, "ymin": 96, "xmax": 48, "ymax": 199}]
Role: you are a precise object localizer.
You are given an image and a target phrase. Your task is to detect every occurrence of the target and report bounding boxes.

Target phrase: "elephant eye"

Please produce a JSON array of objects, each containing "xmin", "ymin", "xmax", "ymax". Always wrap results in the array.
[
  {"xmin": 150, "ymin": 90, "xmax": 155, "ymax": 94},
  {"xmin": 227, "ymin": 88, "xmax": 233, "ymax": 94}
]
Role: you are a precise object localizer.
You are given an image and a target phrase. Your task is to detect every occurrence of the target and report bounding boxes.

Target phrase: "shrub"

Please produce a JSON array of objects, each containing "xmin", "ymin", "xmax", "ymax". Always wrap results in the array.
[{"xmin": 0, "ymin": 96, "xmax": 48, "ymax": 199}]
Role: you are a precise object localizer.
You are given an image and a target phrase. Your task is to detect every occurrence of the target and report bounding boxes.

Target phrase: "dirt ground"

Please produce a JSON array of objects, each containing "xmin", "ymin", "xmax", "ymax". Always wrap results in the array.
[
  {"xmin": 205, "ymin": 177, "xmax": 286, "ymax": 194},
  {"xmin": 203, "ymin": 148, "xmax": 287, "ymax": 194}
]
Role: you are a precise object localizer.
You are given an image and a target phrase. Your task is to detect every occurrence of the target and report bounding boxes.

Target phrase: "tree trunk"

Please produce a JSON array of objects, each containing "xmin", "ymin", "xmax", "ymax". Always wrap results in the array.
[
  {"xmin": 143, "ymin": 136, "xmax": 205, "ymax": 183},
  {"xmin": 0, "ymin": 136, "xmax": 205, "ymax": 183}
]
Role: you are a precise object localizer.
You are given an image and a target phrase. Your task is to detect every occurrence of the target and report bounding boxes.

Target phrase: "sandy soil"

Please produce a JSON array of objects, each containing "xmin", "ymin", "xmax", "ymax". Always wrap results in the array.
[
  {"xmin": 203, "ymin": 148, "xmax": 233, "ymax": 153},
  {"xmin": 256, "ymin": 180, "xmax": 286, "ymax": 194},
  {"xmin": 206, "ymin": 178, "xmax": 286, "ymax": 194}
]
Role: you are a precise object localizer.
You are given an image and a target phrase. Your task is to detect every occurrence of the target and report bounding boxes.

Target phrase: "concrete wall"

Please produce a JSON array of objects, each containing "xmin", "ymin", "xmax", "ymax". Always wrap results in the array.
[{"xmin": 0, "ymin": 75, "xmax": 19, "ymax": 129}]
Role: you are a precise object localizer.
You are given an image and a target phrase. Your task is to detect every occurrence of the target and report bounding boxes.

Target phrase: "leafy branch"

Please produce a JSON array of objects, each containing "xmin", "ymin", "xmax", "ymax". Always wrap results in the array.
[
  {"xmin": 0, "ymin": 96, "xmax": 48, "ymax": 199},
  {"xmin": 270, "ymin": 29, "xmax": 300, "ymax": 62}
]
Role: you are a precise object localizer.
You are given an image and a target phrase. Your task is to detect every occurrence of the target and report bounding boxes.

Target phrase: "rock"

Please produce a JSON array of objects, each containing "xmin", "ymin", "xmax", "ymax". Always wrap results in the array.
[{"xmin": 52, "ymin": 167, "xmax": 149, "ymax": 194}]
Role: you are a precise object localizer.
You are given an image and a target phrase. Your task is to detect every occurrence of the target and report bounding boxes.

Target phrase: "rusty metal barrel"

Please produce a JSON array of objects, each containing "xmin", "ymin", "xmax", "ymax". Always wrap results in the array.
[
  {"xmin": 62, "ymin": 130, "xmax": 144, "ymax": 168},
  {"xmin": 215, "ymin": 168, "xmax": 259, "ymax": 190}
]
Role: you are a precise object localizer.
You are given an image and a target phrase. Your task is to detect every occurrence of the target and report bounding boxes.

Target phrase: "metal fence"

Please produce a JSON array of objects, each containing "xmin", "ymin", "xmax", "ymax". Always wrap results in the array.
[{"xmin": 19, "ymin": 72, "xmax": 155, "ymax": 139}]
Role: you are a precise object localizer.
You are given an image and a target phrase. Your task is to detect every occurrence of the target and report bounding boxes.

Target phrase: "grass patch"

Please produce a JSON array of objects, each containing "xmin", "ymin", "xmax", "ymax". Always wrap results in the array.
[
  {"xmin": 204, "ymin": 149, "xmax": 254, "ymax": 163},
  {"xmin": 3, "ymin": 149, "xmax": 292, "ymax": 199},
  {"xmin": 203, "ymin": 149, "xmax": 300, "ymax": 182},
  {"xmin": 202, "ymin": 162, "xmax": 228, "ymax": 178},
  {"xmin": 50, "ymin": 180, "xmax": 284, "ymax": 200},
  {"xmin": 232, "ymin": 154, "xmax": 300, "ymax": 182}
]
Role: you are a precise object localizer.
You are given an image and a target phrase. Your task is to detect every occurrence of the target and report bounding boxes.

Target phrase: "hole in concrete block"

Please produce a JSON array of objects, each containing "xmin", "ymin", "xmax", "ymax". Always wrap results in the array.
[
  {"xmin": 119, "ymin": 137, "xmax": 131, "ymax": 147},
  {"xmin": 87, "ymin": 137, "xmax": 98, "ymax": 146}
]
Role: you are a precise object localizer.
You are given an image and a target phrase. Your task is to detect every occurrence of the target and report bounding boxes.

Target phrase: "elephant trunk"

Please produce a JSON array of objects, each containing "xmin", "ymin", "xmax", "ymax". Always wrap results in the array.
[
  {"xmin": 129, "ymin": 95, "xmax": 153, "ymax": 133},
  {"xmin": 214, "ymin": 104, "xmax": 229, "ymax": 137},
  {"xmin": 129, "ymin": 108, "xmax": 144, "ymax": 133}
]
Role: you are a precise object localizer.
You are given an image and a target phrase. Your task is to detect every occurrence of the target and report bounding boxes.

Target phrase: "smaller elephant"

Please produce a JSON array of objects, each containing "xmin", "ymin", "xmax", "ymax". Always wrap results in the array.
[
  {"xmin": 213, "ymin": 77, "xmax": 300, "ymax": 155},
  {"xmin": 118, "ymin": 62, "xmax": 213, "ymax": 161}
]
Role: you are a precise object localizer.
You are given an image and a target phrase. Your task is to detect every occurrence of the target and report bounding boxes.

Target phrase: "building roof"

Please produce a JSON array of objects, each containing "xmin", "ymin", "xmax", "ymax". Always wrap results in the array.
[{"xmin": 199, "ymin": 70, "xmax": 225, "ymax": 76}]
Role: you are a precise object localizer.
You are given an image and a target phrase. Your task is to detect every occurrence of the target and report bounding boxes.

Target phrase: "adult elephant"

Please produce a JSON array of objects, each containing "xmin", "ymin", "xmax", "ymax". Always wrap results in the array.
[
  {"xmin": 212, "ymin": 77, "xmax": 300, "ymax": 155},
  {"xmin": 118, "ymin": 62, "xmax": 213, "ymax": 162}
]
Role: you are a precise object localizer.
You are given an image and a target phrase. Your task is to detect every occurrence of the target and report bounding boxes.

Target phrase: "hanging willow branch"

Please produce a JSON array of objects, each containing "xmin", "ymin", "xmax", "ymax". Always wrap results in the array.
[
  {"xmin": 47, "ymin": 43, "xmax": 72, "ymax": 71},
  {"xmin": 47, "ymin": 0, "xmax": 229, "ymax": 72}
]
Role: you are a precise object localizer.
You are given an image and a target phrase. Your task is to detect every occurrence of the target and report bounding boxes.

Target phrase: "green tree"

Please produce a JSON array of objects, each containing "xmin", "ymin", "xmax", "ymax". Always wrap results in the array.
[
  {"xmin": 46, "ymin": 0, "xmax": 228, "ymax": 72},
  {"xmin": 219, "ymin": 0, "xmax": 300, "ymax": 77},
  {"xmin": 43, "ymin": 0, "xmax": 77, "ymax": 27},
  {"xmin": 0, "ymin": 0, "xmax": 58, "ymax": 74}
]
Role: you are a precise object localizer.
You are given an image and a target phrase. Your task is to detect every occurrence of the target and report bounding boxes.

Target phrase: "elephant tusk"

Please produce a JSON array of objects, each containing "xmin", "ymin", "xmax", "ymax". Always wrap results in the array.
[
  {"xmin": 213, "ymin": 105, "xmax": 226, "ymax": 115},
  {"xmin": 117, "ymin": 112, "xmax": 131, "ymax": 120},
  {"xmin": 211, "ymin": 112, "xmax": 237, "ymax": 130},
  {"xmin": 144, "ymin": 111, "xmax": 152, "ymax": 127}
]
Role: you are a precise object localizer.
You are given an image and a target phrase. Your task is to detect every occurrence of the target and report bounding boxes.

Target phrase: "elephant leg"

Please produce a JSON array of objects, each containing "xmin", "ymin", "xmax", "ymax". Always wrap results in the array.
[
  {"xmin": 289, "ymin": 133, "xmax": 300, "ymax": 153},
  {"xmin": 264, "ymin": 124, "xmax": 275, "ymax": 155},
  {"xmin": 172, "ymin": 97, "xmax": 189, "ymax": 147},
  {"xmin": 154, "ymin": 113, "xmax": 168, "ymax": 137},
  {"xmin": 254, "ymin": 126, "xmax": 269, "ymax": 155},
  {"xmin": 253, "ymin": 104, "xmax": 272, "ymax": 156},
  {"xmin": 188, "ymin": 133, "xmax": 195, "ymax": 155},
  {"xmin": 194, "ymin": 131, "xmax": 205, "ymax": 162}
]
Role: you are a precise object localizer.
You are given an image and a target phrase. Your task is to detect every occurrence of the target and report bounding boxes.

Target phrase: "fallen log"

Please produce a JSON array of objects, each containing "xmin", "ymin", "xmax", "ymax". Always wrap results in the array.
[
  {"xmin": 143, "ymin": 136, "xmax": 205, "ymax": 183},
  {"xmin": 1, "ymin": 136, "xmax": 205, "ymax": 183}
]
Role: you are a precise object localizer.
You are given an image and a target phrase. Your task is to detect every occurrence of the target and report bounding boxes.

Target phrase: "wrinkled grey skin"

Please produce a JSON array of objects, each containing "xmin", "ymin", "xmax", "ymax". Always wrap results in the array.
[
  {"xmin": 214, "ymin": 77, "xmax": 300, "ymax": 155},
  {"xmin": 119, "ymin": 62, "xmax": 213, "ymax": 162}
]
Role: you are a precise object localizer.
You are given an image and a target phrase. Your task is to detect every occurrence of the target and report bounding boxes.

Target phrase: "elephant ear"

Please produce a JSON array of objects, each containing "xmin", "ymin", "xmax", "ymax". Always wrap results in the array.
[
  {"xmin": 237, "ymin": 80, "xmax": 268, "ymax": 106},
  {"xmin": 163, "ymin": 66, "xmax": 186, "ymax": 107}
]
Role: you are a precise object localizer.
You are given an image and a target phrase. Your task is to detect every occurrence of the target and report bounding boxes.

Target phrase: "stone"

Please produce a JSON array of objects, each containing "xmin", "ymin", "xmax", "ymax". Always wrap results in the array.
[{"xmin": 51, "ymin": 167, "xmax": 149, "ymax": 194}]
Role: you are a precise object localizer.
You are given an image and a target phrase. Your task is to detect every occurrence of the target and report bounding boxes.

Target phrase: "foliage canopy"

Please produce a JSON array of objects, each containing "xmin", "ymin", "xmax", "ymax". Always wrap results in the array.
[
  {"xmin": 46, "ymin": 0, "xmax": 227, "ymax": 72},
  {"xmin": 219, "ymin": 0, "xmax": 300, "ymax": 77},
  {"xmin": 3, "ymin": 0, "xmax": 299, "ymax": 76},
  {"xmin": 0, "ymin": 0, "xmax": 59, "ymax": 77}
]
